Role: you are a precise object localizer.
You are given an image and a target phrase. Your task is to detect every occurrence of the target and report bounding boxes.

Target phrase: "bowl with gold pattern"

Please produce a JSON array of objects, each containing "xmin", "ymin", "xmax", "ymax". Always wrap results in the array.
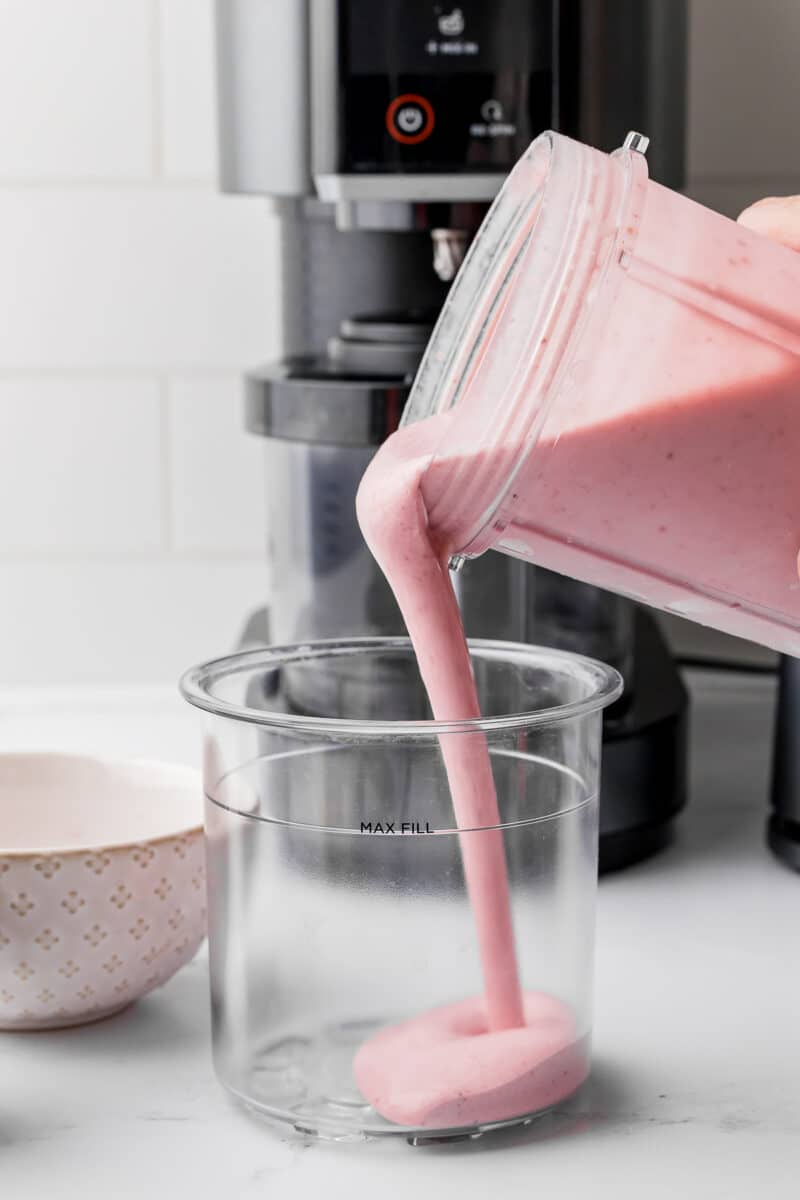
[{"xmin": 0, "ymin": 753, "xmax": 205, "ymax": 1030}]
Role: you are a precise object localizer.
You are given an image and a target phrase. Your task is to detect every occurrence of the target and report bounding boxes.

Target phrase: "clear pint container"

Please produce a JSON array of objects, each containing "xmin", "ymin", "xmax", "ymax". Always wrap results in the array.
[
  {"xmin": 180, "ymin": 639, "xmax": 621, "ymax": 1142},
  {"xmin": 404, "ymin": 131, "xmax": 800, "ymax": 654}
]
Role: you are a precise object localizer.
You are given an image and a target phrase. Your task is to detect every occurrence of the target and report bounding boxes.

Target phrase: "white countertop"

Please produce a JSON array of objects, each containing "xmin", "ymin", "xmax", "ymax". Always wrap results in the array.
[{"xmin": 1, "ymin": 673, "xmax": 798, "ymax": 1198}]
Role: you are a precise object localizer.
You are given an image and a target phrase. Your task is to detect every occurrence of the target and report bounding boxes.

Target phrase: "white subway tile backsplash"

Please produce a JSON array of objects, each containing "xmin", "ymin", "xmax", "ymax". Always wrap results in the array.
[
  {"xmin": 160, "ymin": 0, "xmax": 218, "ymax": 179},
  {"xmin": 168, "ymin": 375, "xmax": 265, "ymax": 553},
  {"xmin": 2, "ymin": 0, "xmax": 799, "ymax": 682},
  {"xmin": 0, "ymin": 189, "xmax": 279, "ymax": 369},
  {"xmin": 688, "ymin": 0, "xmax": 800, "ymax": 183},
  {"xmin": 0, "ymin": 0, "xmax": 153, "ymax": 179},
  {"xmin": 0, "ymin": 377, "xmax": 163, "ymax": 552},
  {"xmin": 0, "ymin": 560, "xmax": 267, "ymax": 684}
]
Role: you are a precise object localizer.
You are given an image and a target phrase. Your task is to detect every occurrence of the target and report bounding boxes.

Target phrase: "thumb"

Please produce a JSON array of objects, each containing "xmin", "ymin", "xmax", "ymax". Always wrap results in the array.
[{"xmin": 737, "ymin": 195, "xmax": 800, "ymax": 251}]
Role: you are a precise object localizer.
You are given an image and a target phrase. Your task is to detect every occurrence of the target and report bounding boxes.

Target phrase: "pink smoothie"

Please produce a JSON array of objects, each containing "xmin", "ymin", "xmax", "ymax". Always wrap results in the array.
[
  {"xmin": 353, "ymin": 160, "xmax": 800, "ymax": 1130},
  {"xmin": 354, "ymin": 333, "xmax": 800, "ymax": 1135},
  {"xmin": 486, "ymin": 371, "xmax": 800, "ymax": 644},
  {"xmin": 355, "ymin": 416, "xmax": 587, "ymax": 1129},
  {"xmin": 419, "ymin": 370, "xmax": 800, "ymax": 651},
  {"xmin": 354, "ymin": 993, "xmax": 586, "ymax": 1130},
  {"xmin": 356, "ymin": 417, "xmax": 524, "ymax": 1034}
]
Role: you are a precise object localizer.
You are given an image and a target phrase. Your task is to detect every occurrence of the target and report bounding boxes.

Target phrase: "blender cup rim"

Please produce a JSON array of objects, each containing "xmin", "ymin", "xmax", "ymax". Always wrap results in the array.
[
  {"xmin": 400, "ymin": 130, "xmax": 556, "ymax": 432},
  {"xmin": 179, "ymin": 636, "xmax": 623, "ymax": 738}
]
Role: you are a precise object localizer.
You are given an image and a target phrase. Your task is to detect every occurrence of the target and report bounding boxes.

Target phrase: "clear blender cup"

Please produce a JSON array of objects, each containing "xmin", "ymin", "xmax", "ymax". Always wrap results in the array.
[{"xmin": 403, "ymin": 131, "xmax": 800, "ymax": 655}]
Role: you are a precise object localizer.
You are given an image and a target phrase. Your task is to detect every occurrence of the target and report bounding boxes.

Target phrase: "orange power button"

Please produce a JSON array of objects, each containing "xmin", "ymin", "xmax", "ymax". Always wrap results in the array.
[{"xmin": 385, "ymin": 94, "xmax": 435, "ymax": 145}]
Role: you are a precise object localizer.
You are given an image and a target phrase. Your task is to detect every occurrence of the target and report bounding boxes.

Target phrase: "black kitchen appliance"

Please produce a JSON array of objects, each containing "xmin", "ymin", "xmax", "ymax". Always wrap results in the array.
[{"xmin": 215, "ymin": 0, "xmax": 690, "ymax": 871}]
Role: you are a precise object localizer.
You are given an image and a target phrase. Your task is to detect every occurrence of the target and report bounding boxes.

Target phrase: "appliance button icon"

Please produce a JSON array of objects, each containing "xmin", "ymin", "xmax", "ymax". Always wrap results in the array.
[
  {"xmin": 386, "ymin": 94, "xmax": 435, "ymax": 144},
  {"xmin": 397, "ymin": 107, "xmax": 424, "ymax": 134},
  {"xmin": 481, "ymin": 99, "xmax": 504, "ymax": 122},
  {"xmin": 438, "ymin": 8, "xmax": 465, "ymax": 36}
]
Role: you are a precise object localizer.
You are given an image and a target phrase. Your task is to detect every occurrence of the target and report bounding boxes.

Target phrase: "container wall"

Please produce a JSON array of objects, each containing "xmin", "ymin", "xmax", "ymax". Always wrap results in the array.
[{"xmin": 203, "ymin": 709, "xmax": 601, "ymax": 1137}]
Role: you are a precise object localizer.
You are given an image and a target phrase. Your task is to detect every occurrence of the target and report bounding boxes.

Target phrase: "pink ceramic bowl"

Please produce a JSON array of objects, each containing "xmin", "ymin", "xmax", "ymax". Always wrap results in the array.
[{"xmin": 0, "ymin": 753, "xmax": 205, "ymax": 1030}]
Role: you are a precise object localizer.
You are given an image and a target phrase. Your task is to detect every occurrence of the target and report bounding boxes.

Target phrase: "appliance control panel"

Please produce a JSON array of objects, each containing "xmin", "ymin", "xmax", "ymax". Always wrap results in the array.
[{"xmin": 339, "ymin": 0, "xmax": 554, "ymax": 173}]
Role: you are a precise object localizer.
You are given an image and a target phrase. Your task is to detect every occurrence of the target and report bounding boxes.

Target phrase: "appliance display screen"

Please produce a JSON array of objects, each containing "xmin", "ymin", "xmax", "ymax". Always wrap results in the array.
[{"xmin": 340, "ymin": 0, "xmax": 554, "ymax": 172}]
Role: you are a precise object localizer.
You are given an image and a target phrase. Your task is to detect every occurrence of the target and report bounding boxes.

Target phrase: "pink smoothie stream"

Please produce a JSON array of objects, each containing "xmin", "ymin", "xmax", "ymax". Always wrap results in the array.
[{"xmin": 353, "ymin": 415, "xmax": 588, "ymax": 1130}]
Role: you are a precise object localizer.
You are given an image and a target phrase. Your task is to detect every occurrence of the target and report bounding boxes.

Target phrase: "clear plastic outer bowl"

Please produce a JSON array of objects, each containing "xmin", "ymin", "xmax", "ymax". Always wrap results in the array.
[{"xmin": 180, "ymin": 638, "xmax": 622, "ymax": 1143}]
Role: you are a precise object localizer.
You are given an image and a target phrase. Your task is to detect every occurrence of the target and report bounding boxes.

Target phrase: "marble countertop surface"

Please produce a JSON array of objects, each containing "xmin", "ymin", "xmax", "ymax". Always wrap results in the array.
[{"xmin": 0, "ymin": 671, "xmax": 797, "ymax": 1199}]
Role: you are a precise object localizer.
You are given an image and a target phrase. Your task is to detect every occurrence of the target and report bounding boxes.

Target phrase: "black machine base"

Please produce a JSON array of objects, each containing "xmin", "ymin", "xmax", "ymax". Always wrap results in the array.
[
  {"xmin": 768, "ymin": 815, "xmax": 800, "ymax": 873},
  {"xmin": 769, "ymin": 655, "xmax": 800, "ymax": 872},
  {"xmin": 599, "ymin": 609, "xmax": 689, "ymax": 873}
]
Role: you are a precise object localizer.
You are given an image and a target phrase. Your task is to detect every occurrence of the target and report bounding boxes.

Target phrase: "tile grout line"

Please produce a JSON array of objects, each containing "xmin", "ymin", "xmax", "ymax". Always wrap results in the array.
[
  {"xmin": 0, "ymin": 177, "xmax": 214, "ymax": 190},
  {"xmin": 0, "ymin": 551, "xmax": 265, "ymax": 564},
  {"xmin": 150, "ymin": 0, "xmax": 165, "ymax": 180},
  {"xmin": 158, "ymin": 374, "xmax": 174, "ymax": 553},
  {"xmin": 0, "ymin": 368, "xmax": 242, "ymax": 380}
]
